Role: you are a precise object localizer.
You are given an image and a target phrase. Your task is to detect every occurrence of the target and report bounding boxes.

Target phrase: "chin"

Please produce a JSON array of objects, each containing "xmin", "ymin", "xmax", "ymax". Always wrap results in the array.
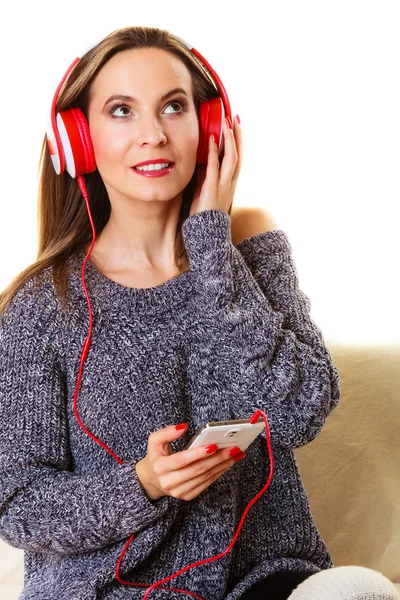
[
  {"xmin": 130, "ymin": 177, "xmax": 192, "ymax": 203},
  {"xmin": 125, "ymin": 188, "xmax": 183, "ymax": 205}
]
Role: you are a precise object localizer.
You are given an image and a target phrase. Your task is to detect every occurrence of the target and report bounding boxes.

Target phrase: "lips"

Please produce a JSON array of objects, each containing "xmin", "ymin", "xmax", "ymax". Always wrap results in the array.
[
  {"xmin": 131, "ymin": 163, "xmax": 175, "ymax": 178},
  {"xmin": 133, "ymin": 158, "xmax": 174, "ymax": 168}
]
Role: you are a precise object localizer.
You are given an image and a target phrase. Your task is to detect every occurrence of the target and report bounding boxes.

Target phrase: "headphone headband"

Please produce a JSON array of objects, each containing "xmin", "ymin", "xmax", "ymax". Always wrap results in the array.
[{"xmin": 173, "ymin": 35, "xmax": 232, "ymax": 122}]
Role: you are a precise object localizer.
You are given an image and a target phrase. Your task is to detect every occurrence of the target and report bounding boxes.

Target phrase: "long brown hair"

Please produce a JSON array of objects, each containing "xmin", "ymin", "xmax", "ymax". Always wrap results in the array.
[{"xmin": 0, "ymin": 26, "xmax": 234, "ymax": 316}]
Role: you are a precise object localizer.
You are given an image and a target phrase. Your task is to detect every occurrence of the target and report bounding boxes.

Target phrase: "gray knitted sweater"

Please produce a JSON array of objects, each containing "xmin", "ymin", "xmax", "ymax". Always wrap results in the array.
[{"xmin": 0, "ymin": 209, "xmax": 340, "ymax": 600}]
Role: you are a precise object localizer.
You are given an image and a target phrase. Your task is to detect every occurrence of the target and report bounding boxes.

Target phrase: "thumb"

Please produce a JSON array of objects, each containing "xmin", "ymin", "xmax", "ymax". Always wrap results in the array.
[{"xmin": 148, "ymin": 422, "xmax": 189, "ymax": 456}]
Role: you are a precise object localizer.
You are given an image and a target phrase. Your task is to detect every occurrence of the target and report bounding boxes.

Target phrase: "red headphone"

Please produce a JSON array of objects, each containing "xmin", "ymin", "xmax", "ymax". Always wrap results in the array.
[{"xmin": 46, "ymin": 34, "xmax": 232, "ymax": 177}]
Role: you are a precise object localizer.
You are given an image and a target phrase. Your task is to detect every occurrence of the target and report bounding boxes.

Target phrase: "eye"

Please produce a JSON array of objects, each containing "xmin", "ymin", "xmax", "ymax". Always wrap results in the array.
[
  {"xmin": 163, "ymin": 98, "xmax": 187, "ymax": 115},
  {"xmin": 109, "ymin": 97, "xmax": 188, "ymax": 118},
  {"xmin": 110, "ymin": 104, "xmax": 131, "ymax": 117}
]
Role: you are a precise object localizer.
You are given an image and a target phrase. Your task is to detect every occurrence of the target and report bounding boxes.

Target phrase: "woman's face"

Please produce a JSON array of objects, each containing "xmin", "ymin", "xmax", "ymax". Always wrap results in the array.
[{"xmin": 87, "ymin": 47, "xmax": 199, "ymax": 206}]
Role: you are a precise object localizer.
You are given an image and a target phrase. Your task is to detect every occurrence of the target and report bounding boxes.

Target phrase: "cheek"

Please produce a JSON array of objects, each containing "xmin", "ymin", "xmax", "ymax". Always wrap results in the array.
[
  {"xmin": 89, "ymin": 123, "xmax": 127, "ymax": 166},
  {"xmin": 182, "ymin": 119, "xmax": 200, "ymax": 161}
]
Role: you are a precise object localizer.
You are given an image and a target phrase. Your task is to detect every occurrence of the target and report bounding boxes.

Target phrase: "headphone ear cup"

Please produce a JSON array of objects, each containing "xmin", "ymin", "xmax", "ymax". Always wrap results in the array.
[
  {"xmin": 57, "ymin": 108, "xmax": 96, "ymax": 178},
  {"xmin": 196, "ymin": 97, "xmax": 225, "ymax": 165}
]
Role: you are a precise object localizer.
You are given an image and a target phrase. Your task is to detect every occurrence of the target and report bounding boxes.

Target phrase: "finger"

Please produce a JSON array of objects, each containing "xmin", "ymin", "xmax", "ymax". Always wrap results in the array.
[
  {"xmin": 168, "ymin": 455, "xmax": 238, "ymax": 500},
  {"xmin": 156, "ymin": 449, "xmax": 222, "ymax": 492},
  {"xmin": 156, "ymin": 443, "xmax": 227, "ymax": 487},
  {"xmin": 204, "ymin": 134, "xmax": 220, "ymax": 187},
  {"xmin": 219, "ymin": 117, "xmax": 238, "ymax": 187},
  {"xmin": 232, "ymin": 115, "xmax": 243, "ymax": 185},
  {"xmin": 191, "ymin": 135, "xmax": 220, "ymax": 213},
  {"xmin": 148, "ymin": 423, "xmax": 186, "ymax": 457},
  {"xmin": 174, "ymin": 462, "xmax": 230, "ymax": 500},
  {"xmin": 156, "ymin": 443, "xmax": 220, "ymax": 476}
]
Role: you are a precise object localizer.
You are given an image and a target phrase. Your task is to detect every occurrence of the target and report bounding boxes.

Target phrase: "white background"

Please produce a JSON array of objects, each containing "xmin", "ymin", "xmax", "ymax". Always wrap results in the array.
[{"xmin": 0, "ymin": 0, "xmax": 399, "ymax": 345}]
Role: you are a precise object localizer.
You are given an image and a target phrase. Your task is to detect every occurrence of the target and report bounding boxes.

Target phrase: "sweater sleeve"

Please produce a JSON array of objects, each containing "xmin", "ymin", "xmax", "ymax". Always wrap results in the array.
[
  {"xmin": 234, "ymin": 229, "xmax": 340, "ymax": 374},
  {"xmin": 0, "ymin": 277, "xmax": 173, "ymax": 556},
  {"xmin": 182, "ymin": 210, "xmax": 340, "ymax": 449}
]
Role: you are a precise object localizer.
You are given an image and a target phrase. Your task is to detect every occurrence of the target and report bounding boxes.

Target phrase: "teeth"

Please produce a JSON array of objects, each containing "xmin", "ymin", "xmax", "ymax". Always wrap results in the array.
[{"xmin": 135, "ymin": 162, "xmax": 171, "ymax": 172}]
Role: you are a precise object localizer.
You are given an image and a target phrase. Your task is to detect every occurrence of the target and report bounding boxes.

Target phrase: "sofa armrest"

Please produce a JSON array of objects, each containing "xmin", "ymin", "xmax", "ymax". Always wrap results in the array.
[{"xmin": 294, "ymin": 343, "xmax": 400, "ymax": 586}]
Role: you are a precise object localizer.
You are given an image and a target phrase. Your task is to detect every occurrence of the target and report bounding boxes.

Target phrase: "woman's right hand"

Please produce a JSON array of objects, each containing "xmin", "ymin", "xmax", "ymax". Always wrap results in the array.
[{"xmin": 135, "ymin": 423, "xmax": 246, "ymax": 502}]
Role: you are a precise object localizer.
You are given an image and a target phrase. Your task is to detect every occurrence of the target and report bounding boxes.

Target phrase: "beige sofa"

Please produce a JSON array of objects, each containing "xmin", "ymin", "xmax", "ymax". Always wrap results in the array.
[{"xmin": 1, "ymin": 342, "xmax": 399, "ymax": 599}]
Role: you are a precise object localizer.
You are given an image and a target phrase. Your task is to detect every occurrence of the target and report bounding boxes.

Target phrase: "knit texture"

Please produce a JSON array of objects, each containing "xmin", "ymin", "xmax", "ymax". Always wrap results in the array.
[
  {"xmin": 0, "ymin": 209, "xmax": 341, "ymax": 600},
  {"xmin": 288, "ymin": 566, "xmax": 400, "ymax": 599}
]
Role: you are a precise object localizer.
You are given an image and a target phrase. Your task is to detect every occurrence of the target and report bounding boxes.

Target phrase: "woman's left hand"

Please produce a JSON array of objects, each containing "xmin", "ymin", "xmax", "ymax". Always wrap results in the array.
[{"xmin": 189, "ymin": 115, "xmax": 242, "ymax": 217}]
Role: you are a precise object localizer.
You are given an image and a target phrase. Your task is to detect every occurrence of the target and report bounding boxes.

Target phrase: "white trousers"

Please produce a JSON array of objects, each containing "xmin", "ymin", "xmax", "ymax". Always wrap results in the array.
[{"xmin": 288, "ymin": 566, "xmax": 400, "ymax": 600}]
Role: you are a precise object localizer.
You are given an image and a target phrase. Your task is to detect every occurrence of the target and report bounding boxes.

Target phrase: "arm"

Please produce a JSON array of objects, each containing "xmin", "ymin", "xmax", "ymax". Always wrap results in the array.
[
  {"xmin": 0, "ymin": 278, "xmax": 172, "ymax": 556},
  {"xmin": 182, "ymin": 209, "xmax": 340, "ymax": 449},
  {"xmin": 232, "ymin": 207, "xmax": 339, "ymax": 383},
  {"xmin": 231, "ymin": 206, "xmax": 312, "ymax": 333},
  {"xmin": 235, "ymin": 228, "xmax": 335, "ymax": 359}
]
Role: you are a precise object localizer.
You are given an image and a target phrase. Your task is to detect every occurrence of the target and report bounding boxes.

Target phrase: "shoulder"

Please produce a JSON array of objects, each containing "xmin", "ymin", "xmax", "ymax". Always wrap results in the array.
[
  {"xmin": 230, "ymin": 206, "xmax": 279, "ymax": 245},
  {"xmin": 0, "ymin": 267, "xmax": 69, "ymax": 365},
  {"xmin": 1, "ymin": 267, "xmax": 61, "ymax": 327}
]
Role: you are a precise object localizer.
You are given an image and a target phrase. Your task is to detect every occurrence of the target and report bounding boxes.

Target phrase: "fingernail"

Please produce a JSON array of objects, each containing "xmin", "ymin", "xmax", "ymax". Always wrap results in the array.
[
  {"xmin": 236, "ymin": 114, "xmax": 241, "ymax": 125},
  {"xmin": 228, "ymin": 446, "xmax": 242, "ymax": 457},
  {"xmin": 234, "ymin": 451, "xmax": 246, "ymax": 462},
  {"xmin": 210, "ymin": 133, "xmax": 217, "ymax": 144},
  {"xmin": 226, "ymin": 116, "xmax": 233, "ymax": 129},
  {"xmin": 175, "ymin": 422, "xmax": 188, "ymax": 430},
  {"xmin": 205, "ymin": 444, "xmax": 219, "ymax": 454}
]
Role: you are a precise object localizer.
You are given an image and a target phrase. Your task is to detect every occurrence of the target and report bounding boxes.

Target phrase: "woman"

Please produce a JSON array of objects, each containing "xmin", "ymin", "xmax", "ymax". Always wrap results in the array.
[{"xmin": 1, "ymin": 25, "xmax": 398, "ymax": 600}]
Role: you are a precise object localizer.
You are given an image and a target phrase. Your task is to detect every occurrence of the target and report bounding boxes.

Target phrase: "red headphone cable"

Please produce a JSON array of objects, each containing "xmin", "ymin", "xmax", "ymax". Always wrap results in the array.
[{"xmin": 74, "ymin": 175, "xmax": 275, "ymax": 598}]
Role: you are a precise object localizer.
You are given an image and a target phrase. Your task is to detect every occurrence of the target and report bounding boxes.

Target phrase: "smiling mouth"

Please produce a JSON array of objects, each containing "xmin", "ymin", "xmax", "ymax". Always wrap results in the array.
[
  {"xmin": 131, "ymin": 163, "xmax": 175, "ymax": 177},
  {"xmin": 133, "ymin": 162, "xmax": 174, "ymax": 172}
]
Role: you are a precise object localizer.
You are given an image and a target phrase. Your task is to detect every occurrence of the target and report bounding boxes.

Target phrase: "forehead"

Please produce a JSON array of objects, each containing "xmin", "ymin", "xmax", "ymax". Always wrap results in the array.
[{"xmin": 89, "ymin": 47, "xmax": 193, "ymax": 101}]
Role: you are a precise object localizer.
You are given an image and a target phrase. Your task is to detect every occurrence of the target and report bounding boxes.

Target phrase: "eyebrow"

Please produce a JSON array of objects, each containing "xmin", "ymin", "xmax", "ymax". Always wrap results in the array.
[{"xmin": 103, "ymin": 87, "xmax": 189, "ymax": 109}]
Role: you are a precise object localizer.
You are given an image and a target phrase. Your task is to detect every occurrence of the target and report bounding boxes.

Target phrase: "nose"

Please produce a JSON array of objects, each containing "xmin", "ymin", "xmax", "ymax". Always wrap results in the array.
[{"xmin": 135, "ymin": 113, "xmax": 167, "ymax": 147}]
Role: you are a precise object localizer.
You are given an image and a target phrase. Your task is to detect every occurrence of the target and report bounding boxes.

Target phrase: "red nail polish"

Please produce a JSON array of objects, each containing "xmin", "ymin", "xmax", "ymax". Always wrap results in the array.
[
  {"xmin": 226, "ymin": 116, "xmax": 233, "ymax": 129},
  {"xmin": 236, "ymin": 114, "xmax": 241, "ymax": 124},
  {"xmin": 228, "ymin": 446, "xmax": 241, "ymax": 457},
  {"xmin": 205, "ymin": 444, "xmax": 219, "ymax": 454},
  {"xmin": 234, "ymin": 451, "xmax": 246, "ymax": 462},
  {"xmin": 175, "ymin": 422, "xmax": 188, "ymax": 430}
]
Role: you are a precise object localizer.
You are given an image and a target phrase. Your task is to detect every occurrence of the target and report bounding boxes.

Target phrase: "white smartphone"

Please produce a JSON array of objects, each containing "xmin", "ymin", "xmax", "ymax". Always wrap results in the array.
[{"xmin": 183, "ymin": 417, "xmax": 265, "ymax": 452}]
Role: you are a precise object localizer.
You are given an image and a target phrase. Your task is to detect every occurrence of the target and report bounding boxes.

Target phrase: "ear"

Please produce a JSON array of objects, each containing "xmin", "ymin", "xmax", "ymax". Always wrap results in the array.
[{"xmin": 230, "ymin": 206, "xmax": 279, "ymax": 245}]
